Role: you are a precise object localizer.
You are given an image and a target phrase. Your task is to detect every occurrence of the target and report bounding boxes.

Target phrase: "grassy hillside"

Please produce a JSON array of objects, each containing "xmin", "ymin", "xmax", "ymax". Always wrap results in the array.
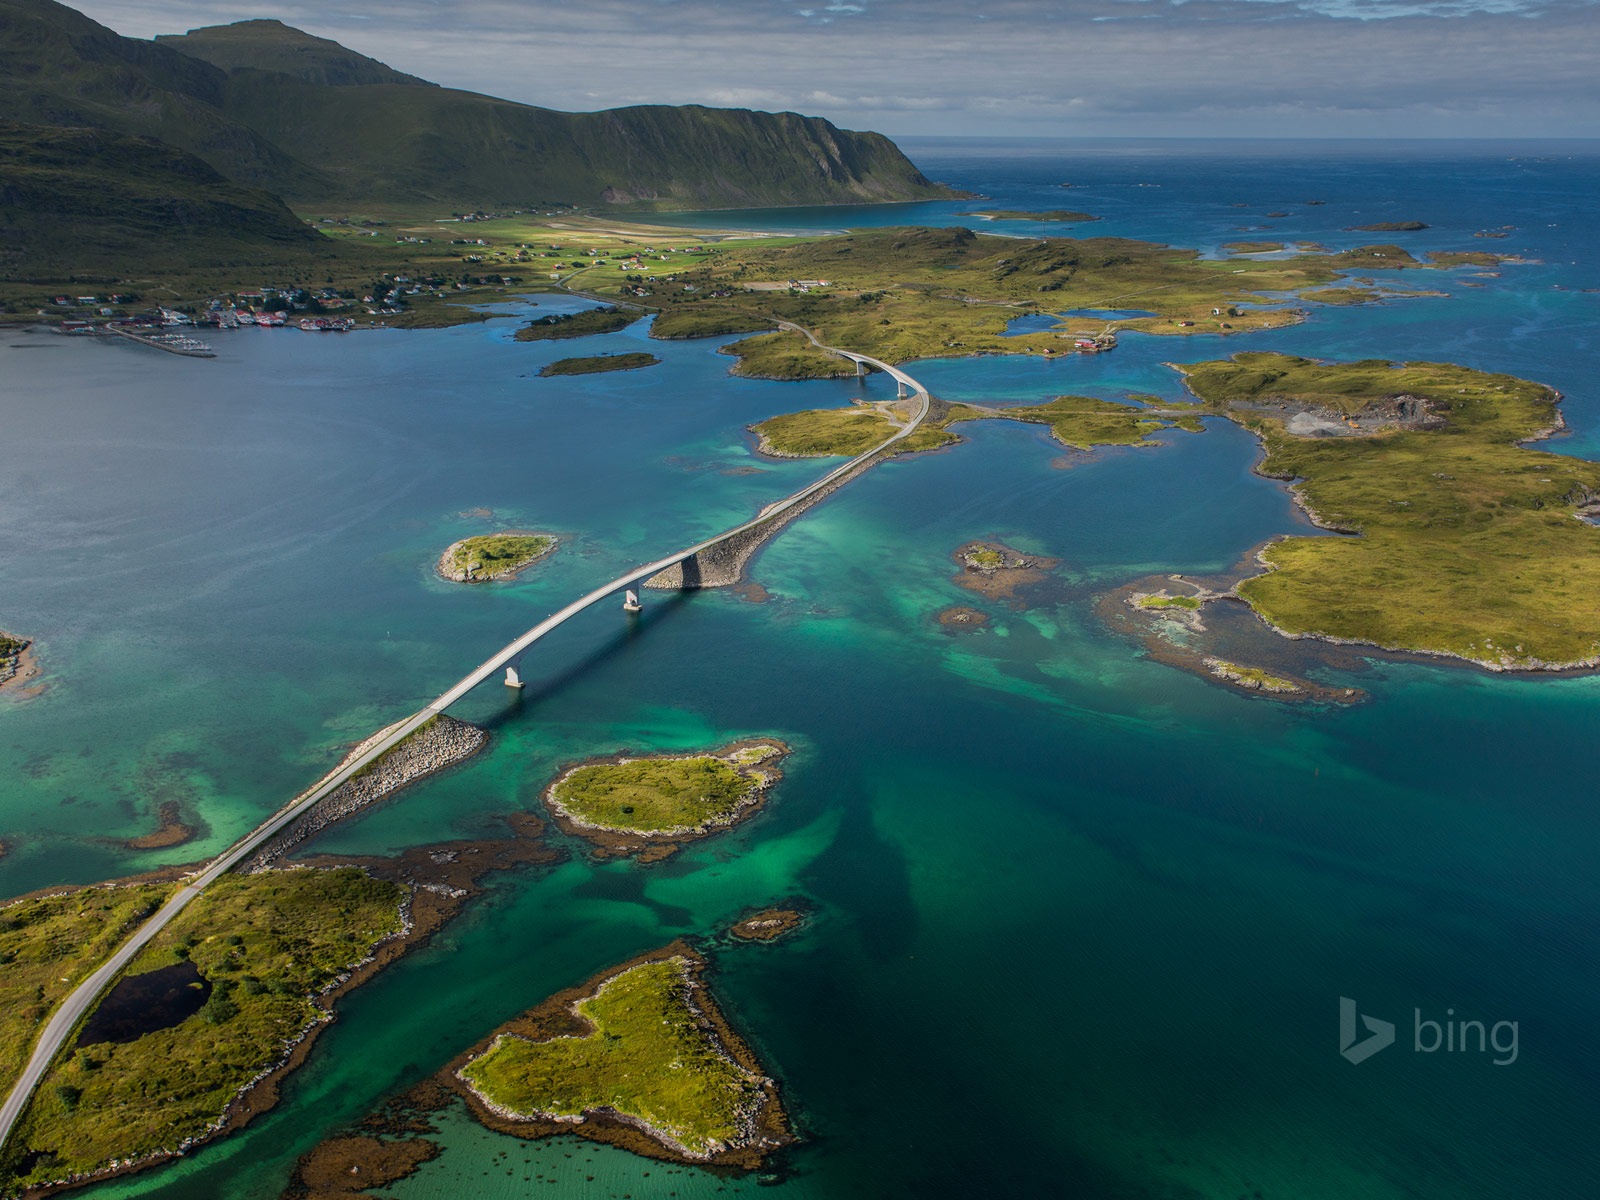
[
  {"xmin": 154, "ymin": 16, "xmax": 952, "ymax": 210},
  {"xmin": 0, "ymin": 0, "xmax": 327, "ymax": 194},
  {"xmin": 199, "ymin": 72, "xmax": 949, "ymax": 209},
  {"xmin": 0, "ymin": 119, "xmax": 326, "ymax": 280}
]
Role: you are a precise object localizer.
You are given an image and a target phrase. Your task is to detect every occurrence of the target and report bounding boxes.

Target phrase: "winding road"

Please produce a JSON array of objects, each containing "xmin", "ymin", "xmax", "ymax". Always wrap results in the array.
[{"xmin": 0, "ymin": 329, "xmax": 931, "ymax": 1154}]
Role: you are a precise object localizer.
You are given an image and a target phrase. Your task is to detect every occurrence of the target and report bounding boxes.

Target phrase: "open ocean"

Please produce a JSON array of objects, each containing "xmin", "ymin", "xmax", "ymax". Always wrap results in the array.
[{"xmin": 2, "ymin": 138, "xmax": 1598, "ymax": 1199}]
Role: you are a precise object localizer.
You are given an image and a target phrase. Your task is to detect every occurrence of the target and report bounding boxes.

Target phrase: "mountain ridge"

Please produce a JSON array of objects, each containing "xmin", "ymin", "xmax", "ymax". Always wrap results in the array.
[{"xmin": 0, "ymin": 0, "xmax": 950, "ymax": 213}]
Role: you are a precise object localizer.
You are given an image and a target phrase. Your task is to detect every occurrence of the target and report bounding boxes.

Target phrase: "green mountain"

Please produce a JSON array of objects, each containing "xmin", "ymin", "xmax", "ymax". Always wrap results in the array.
[
  {"xmin": 0, "ymin": 119, "xmax": 323, "ymax": 280},
  {"xmin": 0, "ymin": 0, "xmax": 327, "ymax": 193},
  {"xmin": 154, "ymin": 19, "xmax": 433, "ymax": 88},
  {"xmin": 0, "ymin": 1, "xmax": 949, "ymax": 213}
]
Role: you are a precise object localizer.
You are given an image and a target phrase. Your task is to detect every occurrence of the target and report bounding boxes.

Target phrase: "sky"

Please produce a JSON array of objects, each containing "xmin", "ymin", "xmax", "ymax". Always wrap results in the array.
[{"xmin": 71, "ymin": 0, "xmax": 1600, "ymax": 138}]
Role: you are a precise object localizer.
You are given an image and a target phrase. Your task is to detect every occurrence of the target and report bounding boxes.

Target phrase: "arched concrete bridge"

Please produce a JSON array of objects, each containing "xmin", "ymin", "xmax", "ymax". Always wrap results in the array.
[{"xmin": 0, "ymin": 330, "xmax": 930, "ymax": 1152}]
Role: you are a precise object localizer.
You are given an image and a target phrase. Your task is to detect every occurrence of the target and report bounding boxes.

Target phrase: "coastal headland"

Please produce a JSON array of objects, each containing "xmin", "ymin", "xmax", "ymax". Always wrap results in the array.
[
  {"xmin": 543, "ymin": 739, "xmax": 790, "ymax": 861},
  {"xmin": 1174, "ymin": 353, "xmax": 1600, "ymax": 670}
]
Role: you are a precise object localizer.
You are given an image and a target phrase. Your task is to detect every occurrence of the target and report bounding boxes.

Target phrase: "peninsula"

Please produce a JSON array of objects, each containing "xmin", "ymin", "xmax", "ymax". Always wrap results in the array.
[{"xmin": 1175, "ymin": 352, "xmax": 1600, "ymax": 669}]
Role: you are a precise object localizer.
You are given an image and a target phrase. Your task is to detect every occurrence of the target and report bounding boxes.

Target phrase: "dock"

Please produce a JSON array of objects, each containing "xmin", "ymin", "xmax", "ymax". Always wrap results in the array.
[{"xmin": 108, "ymin": 325, "xmax": 216, "ymax": 358}]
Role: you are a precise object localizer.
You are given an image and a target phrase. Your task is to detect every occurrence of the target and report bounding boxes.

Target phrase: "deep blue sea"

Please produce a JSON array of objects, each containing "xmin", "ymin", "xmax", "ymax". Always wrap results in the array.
[{"xmin": 2, "ymin": 138, "xmax": 1597, "ymax": 1199}]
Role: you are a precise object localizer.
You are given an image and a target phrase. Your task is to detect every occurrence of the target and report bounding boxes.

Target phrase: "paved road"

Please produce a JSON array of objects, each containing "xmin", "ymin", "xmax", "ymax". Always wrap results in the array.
[{"xmin": 0, "ymin": 331, "xmax": 930, "ymax": 1154}]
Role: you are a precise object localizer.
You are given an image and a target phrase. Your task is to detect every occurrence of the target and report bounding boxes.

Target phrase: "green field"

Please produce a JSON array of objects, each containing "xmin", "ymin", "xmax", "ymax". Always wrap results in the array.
[
  {"xmin": 0, "ymin": 883, "xmax": 173, "ymax": 1100},
  {"xmin": 460, "ymin": 956, "xmax": 767, "ymax": 1159},
  {"xmin": 752, "ymin": 405, "xmax": 903, "ymax": 457},
  {"xmin": 1179, "ymin": 353, "xmax": 1600, "ymax": 667},
  {"xmin": 1138, "ymin": 594, "xmax": 1203, "ymax": 611},
  {"xmin": 2, "ymin": 869, "xmax": 406, "ymax": 1193}
]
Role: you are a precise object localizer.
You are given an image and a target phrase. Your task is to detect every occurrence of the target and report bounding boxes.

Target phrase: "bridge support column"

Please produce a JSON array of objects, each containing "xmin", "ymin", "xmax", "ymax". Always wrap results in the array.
[
  {"xmin": 855, "ymin": 359, "xmax": 866, "ymax": 377},
  {"xmin": 896, "ymin": 379, "xmax": 909, "ymax": 399},
  {"xmin": 504, "ymin": 661, "xmax": 524, "ymax": 689}
]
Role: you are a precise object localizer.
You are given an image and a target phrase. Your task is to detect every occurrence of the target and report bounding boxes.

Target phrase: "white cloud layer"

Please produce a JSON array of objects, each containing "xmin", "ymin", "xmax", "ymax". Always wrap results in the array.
[{"xmin": 69, "ymin": 0, "xmax": 1600, "ymax": 136}]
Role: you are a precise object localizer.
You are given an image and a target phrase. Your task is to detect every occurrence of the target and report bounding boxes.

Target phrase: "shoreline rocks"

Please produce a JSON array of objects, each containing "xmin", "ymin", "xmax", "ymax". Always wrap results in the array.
[{"xmin": 242, "ymin": 715, "xmax": 487, "ymax": 872}]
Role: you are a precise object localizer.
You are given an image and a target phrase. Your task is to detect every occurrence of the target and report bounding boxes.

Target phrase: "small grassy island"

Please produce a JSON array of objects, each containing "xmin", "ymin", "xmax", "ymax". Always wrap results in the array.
[
  {"xmin": 1204, "ymin": 659, "xmax": 1304, "ymax": 694},
  {"xmin": 1177, "ymin": 352, "xmax": 1600, "ymax": 669},
  {"xmin": 539, "ymin": 352, "xmax": 660, "ymax": 377},
  {"xmin": 1348, "ymin": 221, "xmax": 1429, "ymax": 232},
  {"xmin": 454, "ymin": 946, "xmax": 788, "ymax": 1166},
  {"xmin": 514, "ymin": 306, "xmax": 637, "ymax": 341},
  {"xmin": 952, "ymin": 540, "xmax": 1061, "ymax": 605},
  {"xmin": 1, "ymin": 630, "xmax": 36, "ymax": 694},
  {"xmin": 728, "ymin": 908, "xmax": 806, "ymax": 943},
  {"xmin": 1137, "ymin": 593, "xmax": 1203, "ymax": 612},
  {"xmin": 0, "ymin": 869, "xmax": 407, "ymax": 1195},
  {"xmin": 1223, "ymin": 241, "xmax": 1286, "ymax": 254},
  {"xmin": 437, "ymin": 532, "xmax": 557, "ymax": 582},
  {"xmin": 544, "ymin": 739, "xmax": 790, "ymax": 859},
  {"xmin": 970, "ymin": 209, "xmax": 1098, "ymax": 222},
  {"xmin": 750, "ymin": 394, "xmax": 1200, "ymax": 460}
]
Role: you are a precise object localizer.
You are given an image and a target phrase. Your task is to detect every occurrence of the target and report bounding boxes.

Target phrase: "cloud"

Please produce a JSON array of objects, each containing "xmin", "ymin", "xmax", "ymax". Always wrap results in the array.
[{"xmin": 68, "ymin": 0, "xmax": 1600, "ymax": 136}]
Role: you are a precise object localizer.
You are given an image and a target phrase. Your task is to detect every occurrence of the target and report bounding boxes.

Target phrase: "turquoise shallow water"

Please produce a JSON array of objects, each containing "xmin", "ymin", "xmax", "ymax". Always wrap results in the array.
[{"xmin": 3, "ymin": 140, "xmax": 1599, "ymax": 1198}]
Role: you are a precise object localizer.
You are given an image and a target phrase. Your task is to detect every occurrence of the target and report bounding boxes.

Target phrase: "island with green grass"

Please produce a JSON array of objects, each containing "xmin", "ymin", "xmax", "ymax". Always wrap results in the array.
[
  {"xmin": 543, "ymin": 739, "xmax": 789, "ymax": 860},
  {"xmin": 1176, "ymin": 352, "xmax": 1600, "ymax": 669},
  {"xmin": 514, "ymin": 307, "xmax": 638, "ymax": 341},
  {"xmin": 453, "ymin": 945, "xmax": 789, "ymax": 1167},
  {"xmin": 436, "ymin": 532, "xmax": 557, "ymax": 583},
  {"xmin": 749, "ymin": 392, "xmax": 1199, "ymax": 460},
  {"xmin": 0, "ymin": 869, "xmax": 408, "ymax": 1195},
  {"xmin": 1347, "ymin": 221, "xmax": 1428, "ymax": 232},
  {"xmin": 1203, "ymin": 659, "xmax": 1304, "ymax": 694},
  {"xmin": 539, "ymin": 352, "xmax": 660, "ymax": 377},
  {"xmin": 0, "ymin": 630, "xmax": 34, "ymax": 693}
]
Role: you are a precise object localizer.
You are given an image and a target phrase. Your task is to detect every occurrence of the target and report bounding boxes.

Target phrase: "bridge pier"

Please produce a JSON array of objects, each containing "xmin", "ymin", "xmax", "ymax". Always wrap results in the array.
[
  {"xmin": 504, "ymin": 660, "xmax": 524, "ymax": 689},
  {"xmin": 856, "ymin": 359, "xmax": 866, "ymax": 377},
  {"xmin": 896, "ymin": 379, "xmax": 909, "ymax": 399}
]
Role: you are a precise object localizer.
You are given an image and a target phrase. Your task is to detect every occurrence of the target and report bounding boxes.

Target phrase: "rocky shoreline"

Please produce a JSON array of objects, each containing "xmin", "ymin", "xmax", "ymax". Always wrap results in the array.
[
  {"xmin": 241, "ymin": 715, "xmax": 487, "ymax": 872},
  {"xmin": 121, "ymin": 801, "xmax": 196, "ymax": 851}
]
